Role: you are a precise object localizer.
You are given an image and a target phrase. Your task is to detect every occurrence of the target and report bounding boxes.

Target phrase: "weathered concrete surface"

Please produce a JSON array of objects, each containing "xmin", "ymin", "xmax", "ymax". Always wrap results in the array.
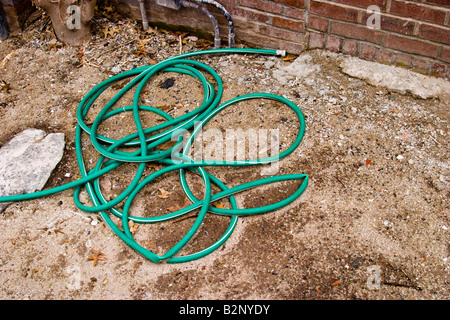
[
  {"xmin": 340, "ymin": 57, "xmax": 450, "ymax": 102},
  {"xmin": 0, "ymin": 129, "xmax": 65, "ymax": 212},
  {"xmin": 272, "ymin": 54, "xmax": 321, "ymax": 85}
]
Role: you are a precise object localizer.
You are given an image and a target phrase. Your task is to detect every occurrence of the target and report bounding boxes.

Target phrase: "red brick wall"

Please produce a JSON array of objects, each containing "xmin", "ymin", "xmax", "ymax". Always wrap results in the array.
[
  {"xmin": 306, "ymin": 0, "xmax": 450, "ymax": 78},
  {"xmin": 117, "ymin": 0, "xmax": 450, "ymax": 78}
]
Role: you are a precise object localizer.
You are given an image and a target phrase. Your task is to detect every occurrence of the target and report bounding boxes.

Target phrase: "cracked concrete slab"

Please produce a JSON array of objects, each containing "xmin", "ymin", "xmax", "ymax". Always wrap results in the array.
[{"xmin": 340, "ymin": 57, "xmax": 450, "ymax": 102}]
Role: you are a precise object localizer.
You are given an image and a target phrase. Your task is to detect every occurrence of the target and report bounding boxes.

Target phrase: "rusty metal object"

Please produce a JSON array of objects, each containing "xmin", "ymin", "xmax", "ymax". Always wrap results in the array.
[{"xmin": 33, "ymin": 0, "xmax": 96, "ymax": 46}]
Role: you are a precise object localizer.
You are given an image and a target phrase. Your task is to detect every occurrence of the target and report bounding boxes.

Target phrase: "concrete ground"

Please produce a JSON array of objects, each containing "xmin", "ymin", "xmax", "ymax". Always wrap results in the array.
[{"xmin": 0, "ymin": 8, "xmax": 448, "ymax": 300}]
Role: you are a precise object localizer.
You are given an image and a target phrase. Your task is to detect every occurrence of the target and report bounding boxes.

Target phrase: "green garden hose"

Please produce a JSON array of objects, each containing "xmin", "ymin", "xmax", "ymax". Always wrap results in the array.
[{"xmin": 0, "ymin": 47, "xmax": 308, "ymax": 263}]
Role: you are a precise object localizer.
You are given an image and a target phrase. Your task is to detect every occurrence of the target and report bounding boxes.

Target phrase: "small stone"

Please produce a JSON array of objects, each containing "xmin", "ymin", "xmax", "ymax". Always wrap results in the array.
[
  {"xmin": 159, "ymin": 77, "xmax": 175, "ymax": 89},
  {"xmin": 350, "ymin": 257, "xmax": 364, "ymax": 269},
  {"xmin": 339, "ymin": 95, "xmax": 348, "ymax": 102},
  {"xmin": 397, "ymin": 155, "xmax": 404, "ymax": 160},
  {"xmin": 111, "ymin": 66, "xmax": 121, "ymax": 74},
  {"xmin": 264, "ymin": 61, "xmax": 275, "ymax": 69},
  {"xmin": 0, "ymin": 129, "xmax": 65, "ymax": 213}
]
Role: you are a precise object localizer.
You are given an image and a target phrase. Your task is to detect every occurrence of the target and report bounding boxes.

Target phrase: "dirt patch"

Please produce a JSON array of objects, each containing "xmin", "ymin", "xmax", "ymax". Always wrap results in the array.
[{"xmin": 0, "ymin": 6, "xmax": 448, "ymax": 300}]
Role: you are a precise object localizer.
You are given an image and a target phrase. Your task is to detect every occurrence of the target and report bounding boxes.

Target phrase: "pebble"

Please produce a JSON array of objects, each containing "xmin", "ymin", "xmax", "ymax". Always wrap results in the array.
[{"xmin": 264, "ymin": 61, "xmax": 275, "ymax": 69}]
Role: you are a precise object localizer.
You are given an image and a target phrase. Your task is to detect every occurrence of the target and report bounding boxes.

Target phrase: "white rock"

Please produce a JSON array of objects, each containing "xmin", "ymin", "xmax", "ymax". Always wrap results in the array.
[
  {"xmin": 0, "ymin": 129, "xmax": 65, "ymax": 212},
  {"xmin": 273, "ymin": 54, "xmax": 321, "ymax": 85}
]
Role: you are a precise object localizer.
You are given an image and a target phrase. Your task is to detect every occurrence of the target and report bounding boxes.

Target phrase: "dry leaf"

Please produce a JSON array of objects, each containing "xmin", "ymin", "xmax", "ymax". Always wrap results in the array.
[
  {"xmin": 144, "ymin": 25, "xmax": 158, "ymax": 35},
  {"xmin": 128, "ymin": 220, "xmax": 139, "ymax": 234},
  {"xmin": 0, "ymin": 80, "xmax": 10, "ymax": 93},
  {"xmin": 136, "ymin": 39, "xmax": 151, "ymax": 49},
  {"xmin": 157, "ymin": 188, "xmax": 173, "ymax": 199},
  {"xmin": 87, "ymin": 249, "xmax": 107, "ymax": 266},
  {"xmin": 103, "ymin": 27, "xmax": 120, "ymax": 39},
  {"xmin": 282, "ymin": 54, "xmax": 297, "ymax": 62},
  {"xmin": 212, "ymin": 202, "xmax": 225, "ymax": 209},
  {"xmin": 48, "ymin": 43, "xmax": 61, "ymax": 51},
  {"xmin": 195, "ymin": 40, "xmax": 213, "ymax": 49},
  {"xmin": 148, "ymin": 163, "xmax": 162, "ymax": 171},
  {"xmin": 185, "ymin": 36, "xmax": 198, "ymax": 42}
]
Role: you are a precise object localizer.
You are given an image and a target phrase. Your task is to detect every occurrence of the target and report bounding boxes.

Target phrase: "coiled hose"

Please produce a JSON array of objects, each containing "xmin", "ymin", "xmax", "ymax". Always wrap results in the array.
[{"xmin": 0, "ymin": 47, "xmax": 308, "ymax": 263}]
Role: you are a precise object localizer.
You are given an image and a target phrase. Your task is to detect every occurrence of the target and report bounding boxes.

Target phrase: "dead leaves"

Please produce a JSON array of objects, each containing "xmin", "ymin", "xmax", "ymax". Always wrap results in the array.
[
  {"xmin": 96, "ymin": 1, "xmax": 121, "ymax": 21},
  {"xmin": 132, "ymin": 39, "xmax": 157, "ymax": 63},
  {"xmin": 103, "ymin": 26, "xmax": 121, "ymax": 39},
  {"xmin": 144, "ymin": 25, "xmax": 158, "ymax": 35},
  {"xmin": 0, "ymin": 80, "xmax": 10, "ymax": 93},
  {"xmin": 195, "ymin": 39, "xmax": 214, "ymax": 50},
  {"xmin": 212, "ymin": 202, "xmax": 225, "ymax": 209},
  {"xmin": 157, "ymin": 188, "xmax": 173, "ymax": 199},
  {"xmin": 48, "ymin": 43, "xmax": 62, "ymax": 51},
  {"xmin": 282, "ymin": 54, "xmax": 298, "ymax": 62},
  {"xmin": 87, "ymin": 249, "xmax": 107, "ymax": 266}
]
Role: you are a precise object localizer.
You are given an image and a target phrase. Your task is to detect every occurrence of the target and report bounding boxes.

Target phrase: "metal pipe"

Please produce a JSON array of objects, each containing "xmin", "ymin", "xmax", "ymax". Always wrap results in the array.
[
  {"xmin": 138, "ymin": 0, "xmax": 149, "ymax": 31},
  {"xmin": 190, "ymin": 0, "xmax": 235, "ymax": 48},
  {"xmin": 180, "ymin": 0, "xmax": 221, "ymax": 48}
]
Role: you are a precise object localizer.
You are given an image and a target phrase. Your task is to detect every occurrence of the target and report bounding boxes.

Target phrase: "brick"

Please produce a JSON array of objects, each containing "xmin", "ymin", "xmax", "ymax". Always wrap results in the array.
[
  {"xmin": 283, "ymin": 6, "xmax": 306, "ymax": 20},
  {"xmin": 278, "ymin": 40, "xmax": 305, "ymax": 54},
  {"xmin": 239, "ymin": 0, "xmax": 283, "ymax": 15},
  {"xmin": 274, "ymin": 0, "xmax": 306, "ymax": 8},
  {"xmin": 430, "ymin": 62, "xmax": 448, "ymax": 78},
  {"xmin": 236, "ymin": 30, "xmax": 282, "ymax": 51},
  {"xmin": 396, "ymin": 52, "xmax": 413, "ymax": 68},
  {"xmin": 259, "ymin": 24, "xmax": 306, "ymax": 42},
  {"xmin": 361, "ymin": 13, "xmax": 416, "ymax": 35},
  {"xmin": 441, "ymin": 46, "xmax": 450, "ymax": 63},
  {"xmin": 424, "ymin": 0, "xmax": 450, "ymax": 7},
  {"xmin": 310, "ymin": 1, "xmax": 359, "ymax": 23},
  {"xmin": 378, "ymin": 48, "xmax": 395, "ymax": 64},
  {"xmin": 389, "ymin": 0, "xmax": 447, "ymax": 25},
  {"xmin": 418, "ymin": 23, "xmax": 450, "ymax": 45},
  {"xmin": 309, "ymin": 32, "xmax": 324, "ymax": 49},
  {"xmin": 216, "ymin": 0, "xmax": 237, "ymax": 4},
  {"xmin": 342, "ymin": 39, "xmax": 357, "ymax": 55},
  {"xmin": 227, "ymin": 6, "xmax": 271, "ymax": 23},
  {"xmin": 330, "ymin": 21, "xmax": 383, "ymax": 44},
  {"xmin": 308, "ymin": 15, "xmax": 328, "ymax": 31},
  {"xmin": 412, "ymin": 57, "xmax": 431, "ymax": 73},
  {"xmin": 326, "ymin": 35, "xmax": 341, "ymax": 52},
  {"xmin": 360, "ymin": 43, "xmax": 377, "ymax": 60},
  {"xmin": 273, "ymin": 16, "xmax": 304, "ymax": 32},
  {"xmin": 331, "ymin": 0, "xmax": 389, "ymax": 11},
  {"xmin": 385, "ymin": 33, "xmax": 439, "ymax": 58}
]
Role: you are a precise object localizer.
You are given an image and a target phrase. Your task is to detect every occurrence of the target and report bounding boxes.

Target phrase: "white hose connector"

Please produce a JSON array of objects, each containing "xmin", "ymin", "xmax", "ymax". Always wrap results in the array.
[{"xmin": 276, "ymin": 50, "xmax": 287, "ymax": 57}]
